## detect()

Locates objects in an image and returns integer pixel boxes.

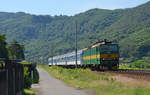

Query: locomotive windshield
[110,45,118,51]
[100,45,118,51]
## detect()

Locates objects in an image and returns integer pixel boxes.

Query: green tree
[0,34,8,59]
[8,40,25,60]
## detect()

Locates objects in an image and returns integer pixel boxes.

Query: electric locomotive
[82,39,119,69]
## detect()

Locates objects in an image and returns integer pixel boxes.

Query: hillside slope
[0,1,150,63]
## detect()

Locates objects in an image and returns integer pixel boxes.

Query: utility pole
[51,44,53,65]
[118,31,119,43]
[40,57,43,65]
[75,21,78,68]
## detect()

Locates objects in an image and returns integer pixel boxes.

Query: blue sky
[0,0,149,16]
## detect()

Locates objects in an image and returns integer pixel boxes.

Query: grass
[119,64,150,70]
[20,61,32,64]
[119,60,150,70]
[0,63,2,68]
[119,65,143,70]
[40,66,150,95]
[23,89,36,95]
[0,62,4,68]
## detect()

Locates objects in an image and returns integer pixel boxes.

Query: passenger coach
[48,50,83,67]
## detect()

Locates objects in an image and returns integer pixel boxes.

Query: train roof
[87,39,117,49]
[48,50,83,60]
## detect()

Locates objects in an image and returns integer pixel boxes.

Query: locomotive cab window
[110,45,118,51]
[100,45,109,51]
[100,45,118,51]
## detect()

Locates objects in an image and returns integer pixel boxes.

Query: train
[48,39,119,70]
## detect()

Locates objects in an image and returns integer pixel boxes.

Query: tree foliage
[0,2,150,63]
[24,67,32,89]
[0,34,8,58]
[8,40,25,60]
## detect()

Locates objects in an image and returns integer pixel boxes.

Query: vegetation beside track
[120,60,150,70]
[41,66,150,95]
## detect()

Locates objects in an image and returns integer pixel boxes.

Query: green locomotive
[82,40,119,69]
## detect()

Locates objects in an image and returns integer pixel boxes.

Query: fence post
[31,70,33,80]
[5,59,9,95]
[13,68,16,95]
[22,65,24,95]
[6,69,8,95]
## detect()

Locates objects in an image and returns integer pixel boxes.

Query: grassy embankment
[119,60,150,70]
[40,66,150,95]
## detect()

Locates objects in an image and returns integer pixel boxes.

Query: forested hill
[0,1,150,63]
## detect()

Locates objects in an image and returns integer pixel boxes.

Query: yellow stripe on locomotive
[83,54,119,60]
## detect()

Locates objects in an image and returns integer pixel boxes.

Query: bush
[129,60,150,69]
[24,67,32,89]
[32,68,39,83]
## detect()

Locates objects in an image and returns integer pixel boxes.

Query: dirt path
[32,68,89,95]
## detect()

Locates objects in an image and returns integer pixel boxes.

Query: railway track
[113,69,150,74]
[103,69,150,81]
